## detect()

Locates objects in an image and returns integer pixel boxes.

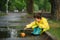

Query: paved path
[0,13,27,27]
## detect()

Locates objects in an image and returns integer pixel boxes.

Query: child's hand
[24,28,27,30]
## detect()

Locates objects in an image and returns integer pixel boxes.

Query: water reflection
[10,29,17,38]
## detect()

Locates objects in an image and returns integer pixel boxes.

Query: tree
[26,0,33,14]
[50,0,60,20]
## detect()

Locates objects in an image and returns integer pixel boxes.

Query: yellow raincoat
[25,17,50,32]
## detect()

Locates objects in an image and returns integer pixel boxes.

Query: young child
[24,13,50,35]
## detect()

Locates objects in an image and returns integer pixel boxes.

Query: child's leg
[31,27,43,35]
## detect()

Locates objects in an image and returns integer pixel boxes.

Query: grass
[0,12,7,16]
[48,19,60,40]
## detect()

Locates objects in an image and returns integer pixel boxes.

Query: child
[24,13,50,35]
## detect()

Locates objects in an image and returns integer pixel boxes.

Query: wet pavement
[0,37,41,40]
[0,13,27,27]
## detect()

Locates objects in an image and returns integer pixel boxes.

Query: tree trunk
[51,0,60,20]
[26,0,33,14]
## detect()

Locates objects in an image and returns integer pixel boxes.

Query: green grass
[0,13,7,16]
[48,20,60,40]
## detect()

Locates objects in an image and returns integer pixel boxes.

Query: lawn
[48,20,60,40]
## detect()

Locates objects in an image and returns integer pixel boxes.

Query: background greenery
[0,0,51,12]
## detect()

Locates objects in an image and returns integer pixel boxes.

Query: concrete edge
[45,32,57,40]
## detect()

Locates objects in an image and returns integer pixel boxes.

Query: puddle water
[0,27,18,38]
[10,29,17,38]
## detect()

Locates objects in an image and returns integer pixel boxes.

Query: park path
[0,13,26,26]
[0,12,34,29]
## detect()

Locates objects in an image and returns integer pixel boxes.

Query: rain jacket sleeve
[39,18,50,32]
[25,21,36,29]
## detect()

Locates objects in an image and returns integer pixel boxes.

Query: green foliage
[8,0,26,11]
[8,0,51,12]
[0,0,51,12]
[0,0,6,11]
[43,0,51,12]
[34,0,51,12]
[8,0,15,11]
[46,2,51,12]
[14,0,25,11]
[34,3,39,11]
